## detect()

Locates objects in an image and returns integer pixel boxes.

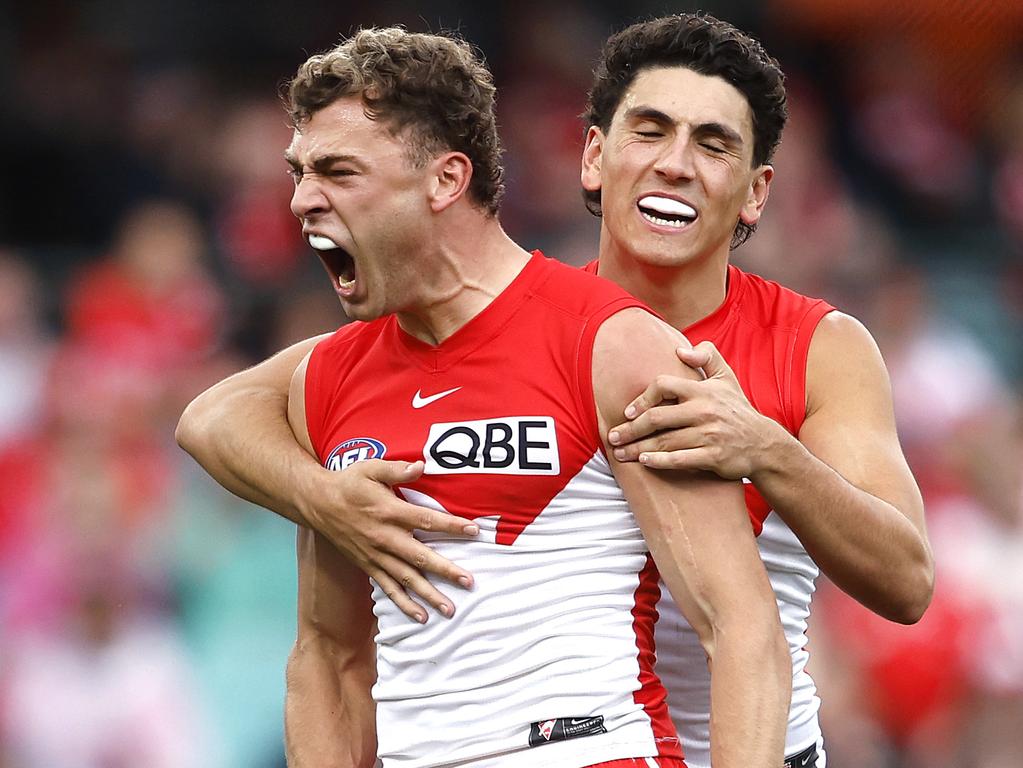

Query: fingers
[369,548,467,623]
[361,458,425,487]
[623,374,699,420]
[675,343,711,371]
[610,402,700,446]
[379,519,476,588]
[637,447,712,471]
[394,498,480,539]
[370,567,430,624]
[611,424,701,462]
[682,341,737,382]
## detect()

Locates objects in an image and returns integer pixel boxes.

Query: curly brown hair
[287,27,504,215]
[582,13,788,248]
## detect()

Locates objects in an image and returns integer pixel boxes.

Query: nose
[653,134,696,183]
[290,173,329,220]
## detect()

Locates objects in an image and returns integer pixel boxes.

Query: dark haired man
[177,13,932,768]
[218,25,787,768]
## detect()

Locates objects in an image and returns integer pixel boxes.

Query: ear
[429,152,473,213]
[580,126,605,194]
[738,164,773,227]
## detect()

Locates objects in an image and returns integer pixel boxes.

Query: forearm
[707,611,790,768]
[285,635,377,768]
[751,429,932,623]
[177,383,326,526]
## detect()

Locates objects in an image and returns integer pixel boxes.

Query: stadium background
[1,1,1022,766]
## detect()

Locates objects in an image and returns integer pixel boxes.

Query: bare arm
[594,308,789,768]
[608,312,933,624]
[285,352,377,768]
[175,335,477,621]
[176,335,327,522]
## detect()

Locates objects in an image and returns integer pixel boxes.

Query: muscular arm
[285,352,377,768]
[594,309,789,768]
[609,312,933,624]
[756,313,932,622]
[175,335,477,621]
[176,335,327,523]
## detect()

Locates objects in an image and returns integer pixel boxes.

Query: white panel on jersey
[376,451,662,768]
[655,509,823,768]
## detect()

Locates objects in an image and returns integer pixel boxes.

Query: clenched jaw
[638,195,697,229]
[309,234,356,294]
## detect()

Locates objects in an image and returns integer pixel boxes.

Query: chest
[316,341,601,545]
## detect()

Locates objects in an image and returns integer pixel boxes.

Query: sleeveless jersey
[305,253,683,768]
[586,261,836,767]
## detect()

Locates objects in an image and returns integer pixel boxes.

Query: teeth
[638,196,696,218]
[308,234,340,251]
[641,212,688,228]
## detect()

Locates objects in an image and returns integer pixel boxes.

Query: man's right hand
[300,458,478,623]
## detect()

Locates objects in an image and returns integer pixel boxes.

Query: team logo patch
[423,417,559,476]
[528,715,606,747]
[325,437,387,471]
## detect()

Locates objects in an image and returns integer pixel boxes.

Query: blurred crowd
[1,2,1021,767]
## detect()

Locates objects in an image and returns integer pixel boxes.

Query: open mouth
[309,235,356,291]
[637,195,697,229]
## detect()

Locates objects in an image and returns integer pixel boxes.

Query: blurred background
[1,1,1021,766]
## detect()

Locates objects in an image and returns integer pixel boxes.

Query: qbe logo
[325,437,387,471]
[423,417,559,475]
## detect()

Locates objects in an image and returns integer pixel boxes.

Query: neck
[597,239,730,332]
[396,216,531,345]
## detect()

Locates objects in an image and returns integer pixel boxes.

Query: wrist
[747,416,802,483]
[289,458,331,530]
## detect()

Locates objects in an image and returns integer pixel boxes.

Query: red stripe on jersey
[631,554,684,759]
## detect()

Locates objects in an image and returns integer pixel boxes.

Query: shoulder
[311,318,388,369]
[806,311,890,414]
[733,266,834,328]
[592,308,697,416]
[317,318,384,352]
[531,255,643,318]
[809,311,881,358]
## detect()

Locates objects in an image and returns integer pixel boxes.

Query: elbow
[873,545,935,625]
[891,557,935,625]
[175,393,210,456]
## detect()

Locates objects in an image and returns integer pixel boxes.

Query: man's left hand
[607,341,785,478]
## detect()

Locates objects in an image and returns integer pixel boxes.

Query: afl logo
[325,437,387,471]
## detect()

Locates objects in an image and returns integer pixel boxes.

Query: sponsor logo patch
[423,417,559,476]
[528,715,606,747]
[325,437,387,470]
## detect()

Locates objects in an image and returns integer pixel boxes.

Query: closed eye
[286,167,357,184]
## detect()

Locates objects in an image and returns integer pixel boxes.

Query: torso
[305,253,682,768]
[588,260,836,767]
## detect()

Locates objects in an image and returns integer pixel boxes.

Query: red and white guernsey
[305,252,682,768]
[589,261,835,767]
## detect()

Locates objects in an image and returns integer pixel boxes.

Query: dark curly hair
[582,13,787,248]
[287,27,504,215]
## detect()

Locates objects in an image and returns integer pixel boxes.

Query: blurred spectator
[0,252,53,447]
[213,99,306,286]
[3,559,211,768]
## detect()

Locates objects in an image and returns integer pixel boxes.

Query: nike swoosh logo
[412,386,462,409]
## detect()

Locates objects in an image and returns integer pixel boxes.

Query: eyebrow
[623,106,744,147]
[283,151,362,170]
